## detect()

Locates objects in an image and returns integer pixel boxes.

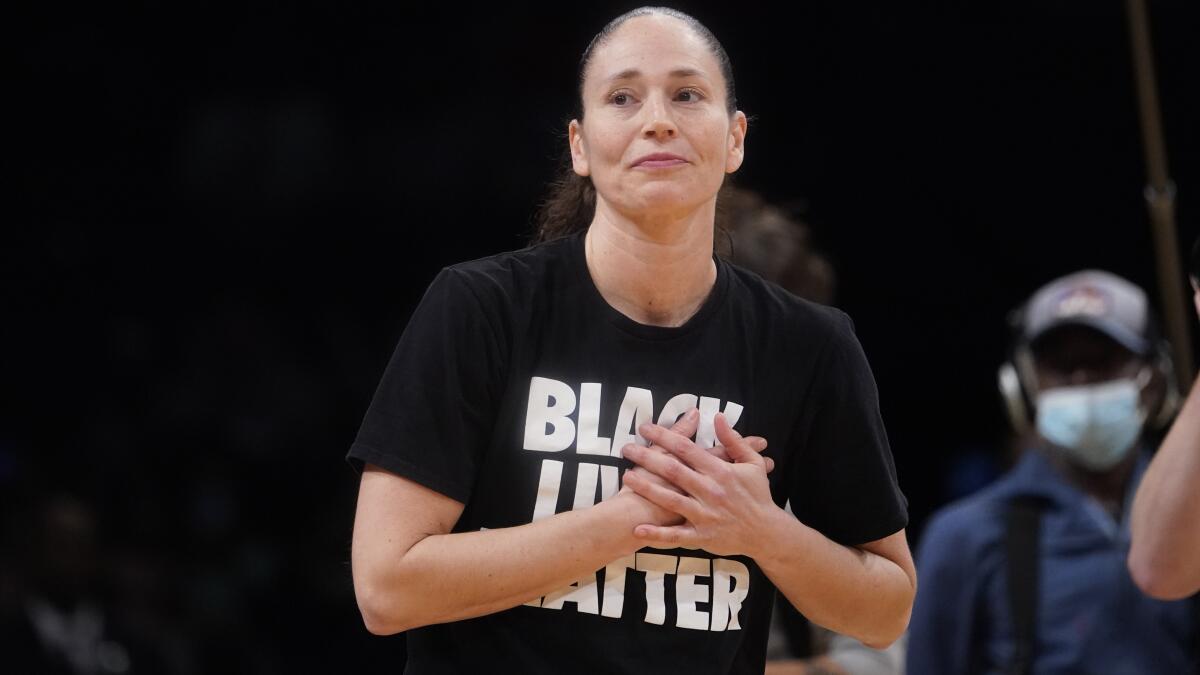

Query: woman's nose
[641,95,677,138]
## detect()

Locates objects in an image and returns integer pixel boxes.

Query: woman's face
[570,15,747,222]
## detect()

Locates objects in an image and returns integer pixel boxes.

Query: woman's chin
[620,186,714,218]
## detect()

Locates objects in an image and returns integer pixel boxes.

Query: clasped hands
[618,407,782,558]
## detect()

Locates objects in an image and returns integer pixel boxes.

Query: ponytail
[533,151,595,244]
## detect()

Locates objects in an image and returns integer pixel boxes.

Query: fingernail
[622,444,637,458]
[688,408,699,420]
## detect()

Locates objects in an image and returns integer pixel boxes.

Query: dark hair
[533,7,740,244]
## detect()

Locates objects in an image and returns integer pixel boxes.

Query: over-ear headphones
[997,305,1037,435]
[997,278,1182,435]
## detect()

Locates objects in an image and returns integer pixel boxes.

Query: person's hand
[621,412,781,557]
[620,409,773,499]
[613,409,698,527]
[615,408,772,528]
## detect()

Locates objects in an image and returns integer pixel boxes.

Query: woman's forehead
[585,15,721,87]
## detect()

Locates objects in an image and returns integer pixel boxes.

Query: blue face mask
[1035,374,1147,471]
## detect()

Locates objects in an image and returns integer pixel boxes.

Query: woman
[348,8,915,673]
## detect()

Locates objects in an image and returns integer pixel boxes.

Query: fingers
[622,443,713,499]
[707,435,767,461]
[714,413,766,469]
[623,470,703,522]
[626,465,684,494]
[632,523,700,549]
[640,421,726,475]
[645,409,774,475]
[666,407,700,440]
[707,437,775,473]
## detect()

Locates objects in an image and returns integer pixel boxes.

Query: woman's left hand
[621,412,782,557]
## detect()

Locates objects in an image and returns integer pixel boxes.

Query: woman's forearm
[1129,381,1200,599]
[753,509,915,649]
[355,495,645,634]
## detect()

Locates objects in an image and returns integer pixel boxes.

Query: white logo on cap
[1055,285,1110,319]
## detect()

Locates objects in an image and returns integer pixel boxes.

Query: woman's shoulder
[411,238,575,344]
[441,235,577,300]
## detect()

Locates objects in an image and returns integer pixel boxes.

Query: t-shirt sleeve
[346,267,506,503]
[788,310,908,546]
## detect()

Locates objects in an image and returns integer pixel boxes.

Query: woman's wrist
[749,505,814,566]
[592,491,653,554]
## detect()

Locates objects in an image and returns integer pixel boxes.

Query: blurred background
[6,1,1198,672]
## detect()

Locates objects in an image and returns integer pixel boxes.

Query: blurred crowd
[0,287,405,673]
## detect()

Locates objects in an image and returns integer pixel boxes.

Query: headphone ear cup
[998,362,1033,434]
[1149,342,1182,429]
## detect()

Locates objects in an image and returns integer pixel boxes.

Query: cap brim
[1027,317,1150,355]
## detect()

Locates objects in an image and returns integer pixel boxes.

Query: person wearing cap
[1128,239,1200,600]
[906,270,1196,674]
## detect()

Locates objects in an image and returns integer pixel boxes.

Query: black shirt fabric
[348,231,908,674]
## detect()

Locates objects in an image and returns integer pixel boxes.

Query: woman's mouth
[633,153,688,169]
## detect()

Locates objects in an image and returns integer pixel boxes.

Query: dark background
[6,1,1199,672]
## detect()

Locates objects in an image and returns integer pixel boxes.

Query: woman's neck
[584,199,717,328]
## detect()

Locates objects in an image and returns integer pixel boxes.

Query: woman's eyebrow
[604,67,709,83]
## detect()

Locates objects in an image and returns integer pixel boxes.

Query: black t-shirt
[348,231,907,674]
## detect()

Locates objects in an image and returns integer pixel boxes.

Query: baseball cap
[1022,270,1151,355]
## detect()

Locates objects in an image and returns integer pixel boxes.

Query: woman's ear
[726,111,748,174]
[569,120,590,177]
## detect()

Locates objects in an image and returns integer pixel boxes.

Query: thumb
[715,413,764,467]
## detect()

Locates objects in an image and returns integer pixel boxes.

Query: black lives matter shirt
[348,231,907,674]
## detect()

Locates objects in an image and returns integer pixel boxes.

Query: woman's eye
[611,92,633,106]
[677,89,704,102]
